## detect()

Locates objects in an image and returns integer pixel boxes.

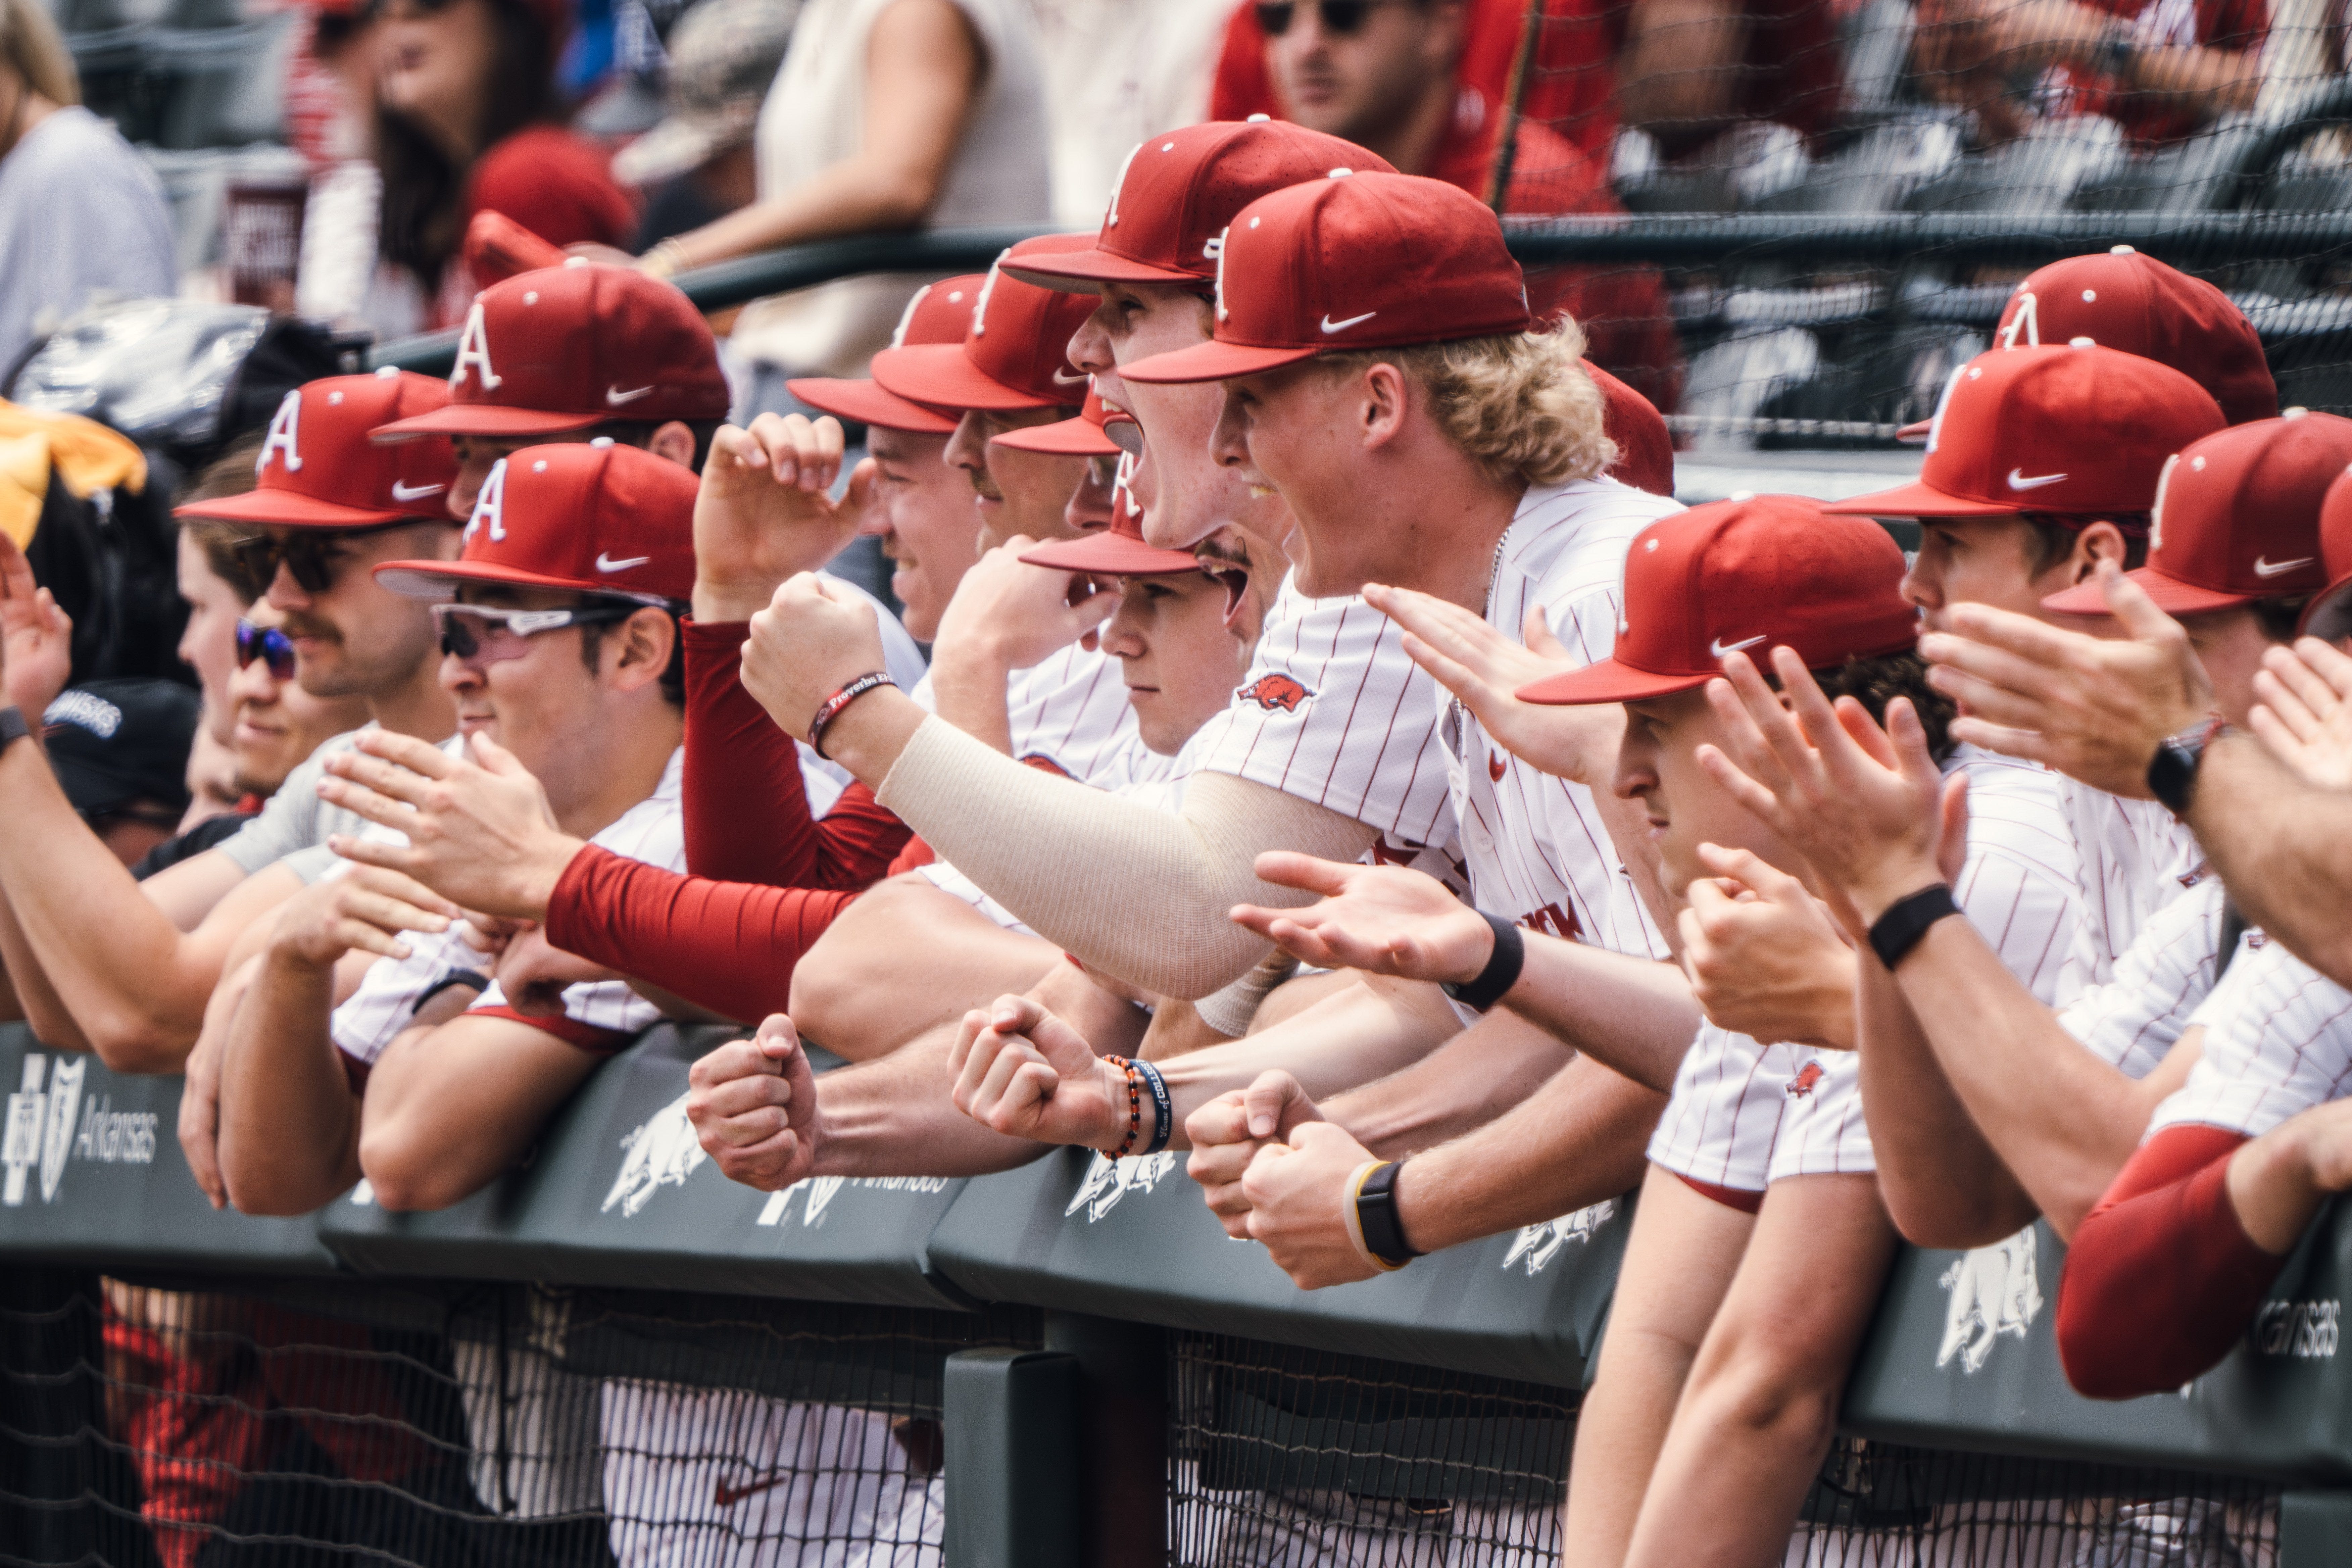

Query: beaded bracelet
[807,672,894,760]
[1103,1056,1143,1159]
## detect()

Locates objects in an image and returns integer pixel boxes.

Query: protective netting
[1165,1331,2282,1568]
[0,1268,1038,1568]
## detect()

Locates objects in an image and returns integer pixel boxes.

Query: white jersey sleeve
[1001,641,1153,791]
[1191,572,1457,853]
[1449,477,1679,960]
[2057,873,2230,1080]
[2058,779,2206,992]
[2147,935,2352,1141]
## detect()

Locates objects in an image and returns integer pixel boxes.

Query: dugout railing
[3,1021,2349,1567]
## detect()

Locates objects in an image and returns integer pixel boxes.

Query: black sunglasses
[232,521,421,595]
[235,620,297,681]
[1256,0,1406,37]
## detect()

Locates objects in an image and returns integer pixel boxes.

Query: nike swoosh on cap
[2007,468,2068,490]
[605,385,655,405]
[596,552,653,572]
[1710,634,1765,658]
[2253,556,2315,578]
[1320,311,1377,334]
[390,481,445,501]
[1050,368,1089,386]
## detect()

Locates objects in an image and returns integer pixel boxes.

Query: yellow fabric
[0,401,147,549]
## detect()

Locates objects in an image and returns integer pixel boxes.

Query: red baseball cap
[2043,410,2352,617]
[1019,486,1199,574]
[1825,343,2223,521]
[1120,172,1531,385]
[1992,248,2275,427]
[2301,470,2352,640]
[1517,495,1917,705]
[1004,120,1394,293]
[373,264,732,441]
[374,441,697,604]
[787,275,985,434]
[177,371,460,529]
[1590,361,1674,498]
[990,383,1126,456]
[869,236,1099,412]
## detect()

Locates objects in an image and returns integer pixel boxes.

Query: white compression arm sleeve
[876,716,1378,999]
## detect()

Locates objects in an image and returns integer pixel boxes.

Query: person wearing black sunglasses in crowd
[0,371,460,1083]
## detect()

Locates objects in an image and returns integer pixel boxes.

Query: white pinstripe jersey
[2058,781,2205,993]
[1648,743,2085,1187]
[330,748,687,1070]
[2148,931,2352,1141]
[1191,574,1459,861]
[2058,871,2232,1081]
[907,642,1169,793]
[1444,476,1680,960]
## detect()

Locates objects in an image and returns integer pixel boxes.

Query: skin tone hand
[686,1013,822,1190]
[1679,844,1859,1049]
[0,530,72,719]
[1240,1118,1389,1288]
[947,993,1133,1148]
[1228,850,1498,986]
[931,544,1121,674]
[321,730,584,921]
[493,924,622,1018]
[269,864,463,969]
[179,954,258,1209]
[1696,648,1964,931]
[2249,637,2352,793]
[693,414,871,624]
[1365,583,1624,784]
[1184,1069,1325,1239]
[1920,562,2215,799]
[739,573,895,743]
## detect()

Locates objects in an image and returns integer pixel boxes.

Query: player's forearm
[1320,1005,1570,1156]
[1498,939,1699,1094]
[1860,951,2040,1246]
[869,718,1377,997]
[925,652,1017,756]
[1390,1056,1664,1255]
[360,1014,592,1210]
[216,950,361,1215]
[811,1037,1057,1178]
[2225,1116,2336,1256]
[2190,737,2352,988]
[0,886,89,1049]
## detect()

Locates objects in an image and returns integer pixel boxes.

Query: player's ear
[1360,361,1410,450]
[607,607,677,694]
[2072,519,2132,584]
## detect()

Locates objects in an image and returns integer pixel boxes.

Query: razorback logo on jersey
[1240,674,1311,712]
[1786,1062,1824,1098]
[1488,750,1507,783]
[1522,903,1581,941]
[1019,752,1075,779]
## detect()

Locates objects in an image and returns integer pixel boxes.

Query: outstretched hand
[267,863,463,969]
[687,1014,822,1191]
[1920,563,2213,797]
[1230,851,1497,986]
[0,530,72,719]
[321,730,583,920]
[1364,583,1623,784]
[693,415,871,623]
[1185,1070,1325,1239]
[948,993,1132,1149]
[2251,637,2352,793]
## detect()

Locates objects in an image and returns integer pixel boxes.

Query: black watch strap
[1356,1160,1421,1268]
[1867,884,1962,970]
[2147,720,2220,817]
[0,706,29,753]
[1441,912,1525,1012]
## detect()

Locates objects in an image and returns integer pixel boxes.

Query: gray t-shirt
[216,730,407,885]
[0,107,177,370]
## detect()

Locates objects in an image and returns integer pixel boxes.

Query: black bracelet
[1440,912,1525,1012]
[1133,1058,1173,1157]
[1356,1160,1422,1267]
[807,672,895,761]
[0,706,28,753]
[1867,884,1962,971]
[415,968,490,1011]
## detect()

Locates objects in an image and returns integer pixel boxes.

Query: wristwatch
[1441,912,1526,1012]
[1355,1160,1422,1270]
[0,705,29,754]
[2147,716,2223,817]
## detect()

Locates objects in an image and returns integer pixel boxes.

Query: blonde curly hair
[1315,317,1616,490]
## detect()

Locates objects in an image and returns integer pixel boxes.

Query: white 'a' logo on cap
[2148,451,2179,554]
[465,459,509,545]
[1923,361,1971,455]
[1212,225,1233,324]
[258,389,303,474]
[972,253,1007,338]
[2000,290,2039,349]
[450,300,503,390]
[889,283,934,351]
[1103,140,1144,230]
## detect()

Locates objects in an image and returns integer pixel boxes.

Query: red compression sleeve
[2056,1124,2278,1398]
[681,620,909,889]
[544,844,861,1024]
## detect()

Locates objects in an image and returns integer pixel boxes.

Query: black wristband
[1440,912,1525,1012]
[0,706,29,753]
[1867,884,1962,971]
[416,968,490,1011]
[1356,1160,1422,1267]
[1133,1058,1173,1157]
